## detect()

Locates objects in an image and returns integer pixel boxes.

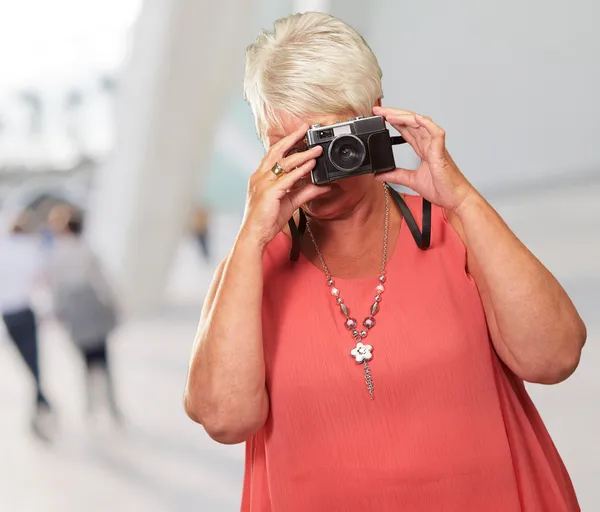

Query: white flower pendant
[350,342,373,363]
[350,342,375,399]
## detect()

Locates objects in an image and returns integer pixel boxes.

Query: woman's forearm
[454,192,586,383]
[184,123,328,442]
[373,108,585,382]
[184,230,269,443]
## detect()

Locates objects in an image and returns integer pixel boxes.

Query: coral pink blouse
[241,195,579,511]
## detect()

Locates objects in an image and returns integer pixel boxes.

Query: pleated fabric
[241,195,579,512]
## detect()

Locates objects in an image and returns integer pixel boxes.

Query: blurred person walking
[192,206,211,262]
[46,205,122,423]
[0,215,53,439]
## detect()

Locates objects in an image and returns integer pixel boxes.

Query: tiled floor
[1,178,598,511]
[0,316,245,512]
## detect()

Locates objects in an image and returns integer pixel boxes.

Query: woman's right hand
[240,124,330,250]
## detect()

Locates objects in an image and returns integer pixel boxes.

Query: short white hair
[244,12,383,145]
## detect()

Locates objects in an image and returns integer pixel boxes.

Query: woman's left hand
[373,106,477,213]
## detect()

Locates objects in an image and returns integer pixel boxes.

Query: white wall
[88,0,257,312]
[333,0,600,191]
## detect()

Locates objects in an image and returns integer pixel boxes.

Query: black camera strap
[288,208,307,261]
[287,184,431,261]
[388,187,431,250]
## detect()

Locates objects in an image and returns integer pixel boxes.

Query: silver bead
[379,275,386,283]
[327,279,334,286]
[340,303,349,317]
[352,330,360,338]
[336,297,343,304]
[360,330,368,338]
[345,318,357,330]
[374,295,381,302]
[371,302,379,316]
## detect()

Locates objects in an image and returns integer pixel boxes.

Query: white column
[87,0,255,313]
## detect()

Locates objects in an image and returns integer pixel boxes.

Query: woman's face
[265,112,380,220]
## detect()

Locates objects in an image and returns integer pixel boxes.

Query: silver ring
[271,162,285,178]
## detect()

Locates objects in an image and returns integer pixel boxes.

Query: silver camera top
[305,115,385,146]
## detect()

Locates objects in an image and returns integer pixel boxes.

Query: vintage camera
[305,115,398,185]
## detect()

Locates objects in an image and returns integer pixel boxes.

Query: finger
[276,158,317,189]
[414,114,445,141]
[270,124,309,159]
[413,114,445,153]
[288,176,308,192]
[287,183,332,210]
[279,144,322,173]
[378,111,420,129]
[392,126,425,160]
[397,126,418,147]
[373,106,416,117]
[407,124,430,146]
[374,168,416,189]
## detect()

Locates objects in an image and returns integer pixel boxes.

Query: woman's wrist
[236,223,270,255]
[452,188,486,220]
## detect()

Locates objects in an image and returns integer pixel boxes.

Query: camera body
[306,115,396,185]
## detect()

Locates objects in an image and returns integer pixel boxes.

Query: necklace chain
[305,182,390,400]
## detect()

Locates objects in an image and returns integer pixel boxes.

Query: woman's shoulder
[400,193,466,256]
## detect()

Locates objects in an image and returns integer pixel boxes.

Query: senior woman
[184,12,586,512]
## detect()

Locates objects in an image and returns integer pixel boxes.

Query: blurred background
[0,0,598,510]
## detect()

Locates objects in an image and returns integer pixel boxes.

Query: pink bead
[345,318,357,330]
[364,317,375,329]
[331,287,340,297]
[376,284,385,294]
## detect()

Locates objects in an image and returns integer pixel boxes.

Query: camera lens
[328,135,366,173]
[340,147,353,159]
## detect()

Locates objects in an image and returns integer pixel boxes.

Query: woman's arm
[447,195,586,384]
[184,125,329,444]
[184,233,269,444]
[372,105,586,384]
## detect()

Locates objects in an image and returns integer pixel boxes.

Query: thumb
[375,168,416,188]
[288,184,331,210]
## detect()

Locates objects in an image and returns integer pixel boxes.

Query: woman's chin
[303,175,378,218]
[304,184,348,217]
